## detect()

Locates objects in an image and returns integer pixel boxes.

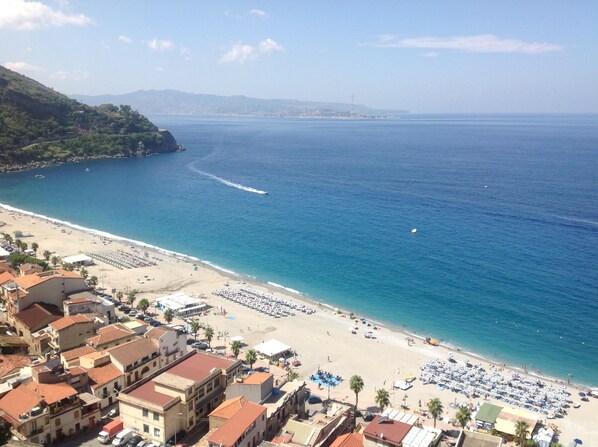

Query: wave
[553,215,598,226]
[267,281,303,295]
[188,162,268,195]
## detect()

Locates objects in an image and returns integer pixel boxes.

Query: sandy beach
[1,205,596,445]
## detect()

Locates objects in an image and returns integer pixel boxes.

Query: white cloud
[259,38,284,54]
[146,38,174,52]
[371,34,563,54]
[180,47,192,60]
[0,0,92,30]
[50,69,89,81]
[220,43,257,64]
[249,9,268,18]
[118,35,132,44]
[422,51,438,58]
[155,66,164,72]
[4,61,45,75]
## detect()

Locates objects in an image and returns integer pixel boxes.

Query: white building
[154,292,209,317]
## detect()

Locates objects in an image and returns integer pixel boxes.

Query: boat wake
[188,162,268,195]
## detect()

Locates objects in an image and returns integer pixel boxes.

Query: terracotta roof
[127,380,178,407]
[0,381,77,426]
[330,433,364,447]
[272,435,293,444]
[61,345,98,361]
[145,327,172,339]
[107,338,158,366]
[13,269,83,290]
[243,372,272,385]
[14,303,63,331]
[0,262,14,274]
[69,366,87,376]
[49,314,93,331]
[86,363,122,389]
[363,416,412,447]
[19,263,42,273]
[210,396,247,420]
[209,401,266,447]
[87,323,135,347]
[0,354,32,378]
[166,351,237,383]
[0,271,15,284]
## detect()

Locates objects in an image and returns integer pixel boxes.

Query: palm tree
[245,349,258,370]
[349,375,364,427]
[190,319,201,341]
[455,405,471,429]
[127,289,138,306]
[80,267,89,279]
[88,275,98,287]
[231,340,242,358]
[514,420,530,445]
[116,291,124,302]
[31,242,39,257]
[62,262,74,271]
[51,256,59,268]
[204,325,214,347]
[375,389,390,412]
[164,308,174,324]
[43,250,51,261]
[287,368,300,381]
[2,233,12,244]
[427,398,444,428]
[137,298,150,312]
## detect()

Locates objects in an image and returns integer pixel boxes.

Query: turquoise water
[1,114,596,385]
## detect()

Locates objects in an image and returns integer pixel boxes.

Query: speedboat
[411,228,417,234]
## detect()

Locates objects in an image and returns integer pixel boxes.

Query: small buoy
[411,228,417,234]
[484,185,488,188]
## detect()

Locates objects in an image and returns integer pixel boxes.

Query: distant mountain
[0,66,181,172]
[72,89,408,119]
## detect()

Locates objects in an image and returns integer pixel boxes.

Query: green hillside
[0,66,180,172]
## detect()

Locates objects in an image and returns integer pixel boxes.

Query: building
[474,403,503,431]
[48,314,96,352]
[493,406,539,440]
[18,264,43,276]
[86,323,137,350]
[0,359,101,445]
[145,327,188,366]
[208,401,267,447]
[122,319,150,336]
[79,353,124,409]
[329,433,364,447]
[253,340,293,362]
[107,338,161,387]
[226,371,307,438]
[118,351,243,444]
[362,409,440,447]
[12,304,63,354]
[63,292,116,323]
[60,254,94,267]
[455,430,503,447]
[154,292,209,318]
[60,345,98,368]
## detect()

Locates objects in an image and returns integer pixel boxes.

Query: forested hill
[0,66,181,172]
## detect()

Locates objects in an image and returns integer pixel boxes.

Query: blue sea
[1,114,597,385]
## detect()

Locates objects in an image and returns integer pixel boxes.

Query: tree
[80,267,89,279]
[204,325,214,347]
[88,275,98,287]
[375,389,390,412]
[43,250,51,261]
[51,256,59,268]
[116,291,124,302]
[231,340,242,358]
[14,239,23,251]
[127,289,138,307]
[350,375,364,427]
[137,298,150,312]
[515,420,530,446]
[31,242,39,257]
[62,262,74,271]
[287,368,300,381]
[164,309,174,324]
[427,398,444,428]
[190,319,201,341]
[2,233,12,244]
[455,405,471,429]
[245,349,258,370]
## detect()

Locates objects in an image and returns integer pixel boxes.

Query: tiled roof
[13,269,83,289]
[209,402,266,447]
[243,372,272,385]
[0,271,15,284]
[107,338,158,366]
[145,327,172,339]
[14,303,63,331]
[210,396,247,420]
[330,433,364,447]
[363,416,411,447]
[127,380,178,407]
[61,345,98,361]
[0,354,31,378]
[87,323,135,347]
[49,314,93,331]
[86,363,122,389]
[166,351,237,383]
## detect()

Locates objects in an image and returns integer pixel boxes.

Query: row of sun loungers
[214,287,316,318]
[420,358,571,417]
[85,249,157,269]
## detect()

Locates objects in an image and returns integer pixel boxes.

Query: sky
[1,0,598,113]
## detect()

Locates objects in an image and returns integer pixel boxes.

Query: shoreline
[0,201,590,390]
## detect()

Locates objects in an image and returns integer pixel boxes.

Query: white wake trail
[188,163,268,195]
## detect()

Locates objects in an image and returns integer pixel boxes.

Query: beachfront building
[61,254,94,267]
[474,403,539,440]
[253,339,294,362]
[363,409,441,447]
[474,403,502,431]
[154,292,209,318]
[144,327,188,366]
[0,269,89,316]
[226,371,307,438]
[118,351,243,444]
[0,358,101,445]
[86,323,137,350]
[12,303,63,354]
[107,338,161,387]
[63,291,116,323]
[208,400,267,447]
[455,430,503,447]
[48,314,97,352]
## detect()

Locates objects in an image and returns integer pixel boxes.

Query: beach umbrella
[574,439,583,445]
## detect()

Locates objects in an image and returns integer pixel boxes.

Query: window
[188,402,192,411]
[154,428,160,437]
[153,411,159,421]
[55,418,61,426]
[74,411,79,418]
[143,409,149,417]
[143,424,149,433]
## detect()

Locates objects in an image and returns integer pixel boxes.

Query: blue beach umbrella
[574,439,583,445]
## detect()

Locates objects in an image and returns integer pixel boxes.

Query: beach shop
[154,292,209,317]
[475,403,503,431]
[254,339,293,362]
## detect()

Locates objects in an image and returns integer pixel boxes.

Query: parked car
[307,395,322,404]
[126,435,143,447]
[166,431,186,446]
[192,341,208,350]
[363,412,374,422]
[112,429,134,446]
[137,441,149,447]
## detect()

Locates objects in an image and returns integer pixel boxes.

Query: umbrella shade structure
[574,439,583,444]
[231,335,244,342]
